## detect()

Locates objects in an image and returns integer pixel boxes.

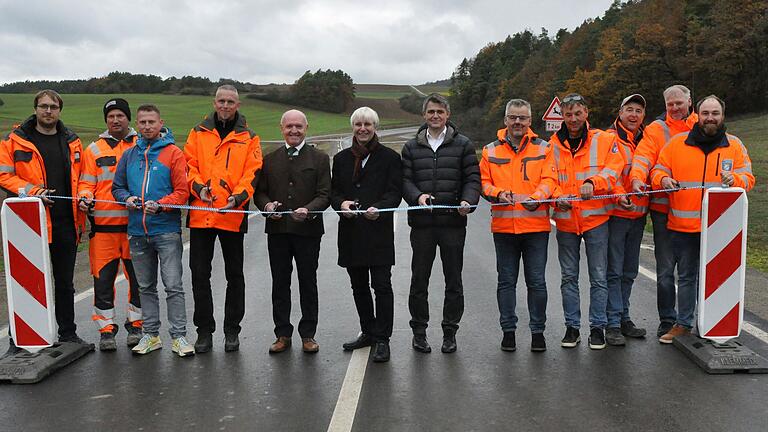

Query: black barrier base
[673,334,768,374]
[0,342,95,384]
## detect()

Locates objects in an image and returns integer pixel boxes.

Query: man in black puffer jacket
[401,93,481,354]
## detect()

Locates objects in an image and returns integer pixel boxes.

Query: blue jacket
[112,128,189,236]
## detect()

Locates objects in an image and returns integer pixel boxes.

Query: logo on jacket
[611,144,619,153]
[722,159,733,172]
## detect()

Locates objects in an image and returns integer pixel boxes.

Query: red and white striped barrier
[1,197,56,352]
[698,187,748,344]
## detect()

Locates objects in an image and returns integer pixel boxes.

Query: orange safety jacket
[0,116,85,243]
[185,113,262,233]
[480,128,556,234]
[629,112,698,213]
[77,130,137,232]
[650,131,754,233]
[550,124,624,234]
[606,119,649,220]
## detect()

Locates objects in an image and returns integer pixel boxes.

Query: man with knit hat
[78,98,142,351]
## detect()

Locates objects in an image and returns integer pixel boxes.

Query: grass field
[0,93,407,144]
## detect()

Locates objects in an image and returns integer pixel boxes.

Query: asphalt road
[1,208,767,432]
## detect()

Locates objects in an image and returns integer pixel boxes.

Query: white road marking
[326,347,371,432]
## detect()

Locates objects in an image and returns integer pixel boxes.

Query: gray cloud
[0,0,614,85]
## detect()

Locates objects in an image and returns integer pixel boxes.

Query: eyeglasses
[506,115,531,121]
[561,94,585,104]
[36,104,60,112]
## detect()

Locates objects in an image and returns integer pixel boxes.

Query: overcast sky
[0,0,614,85]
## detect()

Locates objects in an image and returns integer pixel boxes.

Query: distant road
[409,85,427,97]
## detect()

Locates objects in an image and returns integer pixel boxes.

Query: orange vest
[629,112,698,213]
[607,120,649,219]
[480,128,556,234]
[185,113,263,233]
[550,126,624,234]
[77,131,136,232]
[0,119,85,243]
[651,132,754,233]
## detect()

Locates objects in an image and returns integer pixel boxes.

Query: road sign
[545,121,561,132]
[698,187,748,343]
[542,97,563,121]
[1,197,56,353]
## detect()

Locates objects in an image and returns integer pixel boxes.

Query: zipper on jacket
[141,145,151,234]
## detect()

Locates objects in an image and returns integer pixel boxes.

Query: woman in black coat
[331,107,402,362]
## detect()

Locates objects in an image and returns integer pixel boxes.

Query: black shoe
[589,328,606,350]
[441,335,457,353]
[657,321,674,338]
[621,320,647,338]
[195,332,213,353]
[59,334,88,345]
[372,341,390,362]
[561,327,581,348]
[99,331,117,351]
[531,333,547,352]
[412,335,431,353]
[224,334,240,352]
[343,333,374,351]
[500,332,516,352]
[605,327,626,346]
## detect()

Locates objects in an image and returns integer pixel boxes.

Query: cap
[103,98,131,122]
[620,94,646,109]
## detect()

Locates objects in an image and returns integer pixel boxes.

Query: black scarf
[351,134,380,180]
[685,123,727,155]
[557,122,588,154]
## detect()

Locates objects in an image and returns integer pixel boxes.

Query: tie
[287,147,298,156]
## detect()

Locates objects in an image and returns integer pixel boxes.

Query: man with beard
[651,95,754,343]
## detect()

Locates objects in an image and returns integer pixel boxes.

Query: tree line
[249,69,355,113]
[449,0,768,141]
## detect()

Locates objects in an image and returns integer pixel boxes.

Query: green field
[0,93,390,144]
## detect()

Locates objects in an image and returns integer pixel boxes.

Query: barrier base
[673,334,768,374]
[0,342,95,384]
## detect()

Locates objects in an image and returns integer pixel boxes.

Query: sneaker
[657,321,675,338]
[621,320,647,338]
[126,326,143,347]
[561,327,581,348]
[172,336,195,357]
[588,328,606,350]
[500,332,516,352]
[195,332,213,353]
[224,334,240,352]
[659,324,690,344]
[132,334,162,355]
[531,333,546,352]
[605,328,626,346]
[99,331,117,352]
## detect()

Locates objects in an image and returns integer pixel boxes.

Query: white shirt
[285,141,306,155]
[426,126,447,152]
[362,155,370,168]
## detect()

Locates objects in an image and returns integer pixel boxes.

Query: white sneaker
[172,336,195,357]
[132,335,162,355]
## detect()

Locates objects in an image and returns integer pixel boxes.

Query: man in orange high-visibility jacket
[78,98,142,351]
[549,93,624,351]
[0,90,88,356]
[628,84,698,338]
[604,94,649,346]
[185,85,263,353]
[651,95,754,344]
[480,98,556,352]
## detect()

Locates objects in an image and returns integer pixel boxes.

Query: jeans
[129,232,187,339]
[493,231,549,334]
[556,221,609,329]
[651,210,677,324]
[347,266,394,342]
[408,226,466,336]
[671,231,700,329]
[190,228,245,336]
[606,215,646,328]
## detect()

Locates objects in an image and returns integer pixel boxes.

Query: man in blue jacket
[112,104,193,357]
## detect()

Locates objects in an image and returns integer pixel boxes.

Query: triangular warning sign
[542,97,563,121]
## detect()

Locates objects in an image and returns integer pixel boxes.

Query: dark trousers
[408,226,466,336]
[267,233,321,338]
[347,266,394,342]
[50,231,78,339]
[190,228,246,336]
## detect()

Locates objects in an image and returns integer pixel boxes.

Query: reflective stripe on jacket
[77,130,136,232]
[550,126,624,234]
[650,132,754,233]
[629,112,698,213]
[185,113,262,233]
[480,128,556,234]
[0,115,85,242]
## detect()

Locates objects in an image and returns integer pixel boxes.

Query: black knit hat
[103,98,131,121]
